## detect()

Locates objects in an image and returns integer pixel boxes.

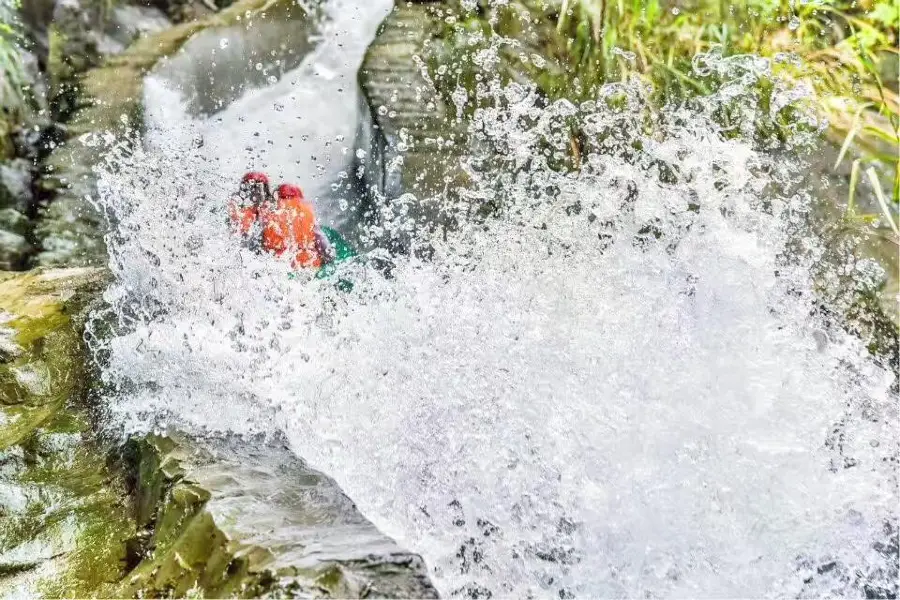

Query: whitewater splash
[88,2,898,597]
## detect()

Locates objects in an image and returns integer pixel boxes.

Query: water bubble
[612,47,637,65]
[377,105,389,116]
[255,63,263,71]
[219,38,229,50]
[671,7,680,15]
[356,149,367,159]
[267,75,278,85]
[788,15,801,30]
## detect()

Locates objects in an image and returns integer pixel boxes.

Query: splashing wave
[87,8,898,598]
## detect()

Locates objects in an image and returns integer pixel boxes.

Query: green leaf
[869,2,900,28]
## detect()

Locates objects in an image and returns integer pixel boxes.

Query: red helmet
[276,184,304,199]
[242,171,270,185]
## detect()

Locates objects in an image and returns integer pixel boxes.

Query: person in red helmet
[228,172,272,252]
[262,183,334,269]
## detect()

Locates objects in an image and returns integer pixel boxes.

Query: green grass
[434,0,897,242]
[548,0,898,231]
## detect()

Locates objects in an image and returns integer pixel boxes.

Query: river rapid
[88,0,899,597]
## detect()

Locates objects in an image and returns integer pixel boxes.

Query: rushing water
[88,1,899,597]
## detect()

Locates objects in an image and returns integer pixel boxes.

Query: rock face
[0,267,133,596]
[357,0,469,246]
[119,434,438,598]
[0,268,438,597]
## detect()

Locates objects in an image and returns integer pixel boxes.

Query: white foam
[90,3,898,598]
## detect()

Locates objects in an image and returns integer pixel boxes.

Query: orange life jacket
[259,195,323,269]
[229,202,259,236]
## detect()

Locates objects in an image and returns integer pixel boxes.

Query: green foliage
[434,0,897,235]
[548,0,898,224]
[0,0,27,156]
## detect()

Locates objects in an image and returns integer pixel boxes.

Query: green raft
[315,226,357,288]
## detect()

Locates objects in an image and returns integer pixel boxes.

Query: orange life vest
[229,182,324,269]
[229,203,259,236]
[260,195,323,268]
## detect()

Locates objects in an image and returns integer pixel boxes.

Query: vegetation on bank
[435,0,898,237]
[555,0,897,229]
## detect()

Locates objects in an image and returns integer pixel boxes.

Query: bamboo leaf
[866,167,900,237]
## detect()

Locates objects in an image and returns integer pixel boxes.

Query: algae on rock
[113,433,439,598]
[0,267,137,598]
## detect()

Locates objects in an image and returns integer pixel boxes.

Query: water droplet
[356,149,367,159]
[255,63,263,71]
[671,7,680,15]
[219,38,229,49]
[267,75,277,85]
[378,105,389,116]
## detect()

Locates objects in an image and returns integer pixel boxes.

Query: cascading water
[88,1,898,597]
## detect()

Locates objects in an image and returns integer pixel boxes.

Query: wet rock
[358,2,469,204]
[0,159,33,213]
[0,209,29,237]
[46,0,105,120]
[0,231,29,270]
[0,160,35,270]
[0,268,438,596]
[18,50,51,121]
[0,268,132,597]
[356,0,574,239]
[117,433,439,598]
[154,0,221,23]
[18,0,56,62]
[108,4,173,48]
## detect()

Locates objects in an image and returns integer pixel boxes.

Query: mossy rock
[112,432,440,598]
[0,267,135,597]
